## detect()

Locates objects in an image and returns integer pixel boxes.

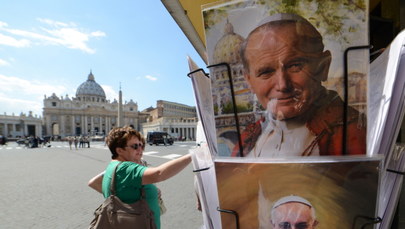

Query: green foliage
[221,102,253,114]
[213,104,218,115]
[237,103,253,113]
[203,0,367,47]
[221,101,234,114]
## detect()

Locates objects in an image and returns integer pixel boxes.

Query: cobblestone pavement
[0,141,203,229]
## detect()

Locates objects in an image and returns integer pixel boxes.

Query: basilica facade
[43,71,139,137]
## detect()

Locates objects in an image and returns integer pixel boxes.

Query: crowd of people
[67,136,90,150]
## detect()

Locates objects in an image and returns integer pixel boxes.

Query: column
[36,123,41,137]
[106,116,110,133]
[0,123,4,136]
[91,116,94,135]
[71,116,75,136]
[60,115,65,137]
[46,115,52,136]
[83,115,87,135]
[4,122,8,137]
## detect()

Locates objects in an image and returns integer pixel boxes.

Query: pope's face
[271,202,318,229]
[244,22,331,120]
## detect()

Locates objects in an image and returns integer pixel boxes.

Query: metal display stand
[206,62,244,157]
[216,207,240,229]
[187,46,381,228]
[343,45,373,155]
[351,215,382,229]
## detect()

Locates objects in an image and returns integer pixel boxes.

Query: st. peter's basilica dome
[76,71,106,101]
[213,19,245,64]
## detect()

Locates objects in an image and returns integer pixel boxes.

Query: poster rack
[206,62,244,157]
[210,209,382,229]
[387,168,405,175]
[343,45,373,155]
[216,207,240,229]
[351,215,382,229]
[188,44,372,157]
[193,167,210,173]
[186,46,382,229]
[187,68,210,78]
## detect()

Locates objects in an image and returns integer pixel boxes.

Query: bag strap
[110,161,123,195]
[110,161,146,199]
[140,186,146,199]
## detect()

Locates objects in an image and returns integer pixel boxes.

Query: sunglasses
[126,143,144,150]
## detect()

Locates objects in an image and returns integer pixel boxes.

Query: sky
[0,0,206,118]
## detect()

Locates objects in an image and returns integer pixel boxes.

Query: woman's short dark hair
[106,126,143,159]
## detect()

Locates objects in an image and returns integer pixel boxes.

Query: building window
[52,102,57,107]
[130,107,133,111]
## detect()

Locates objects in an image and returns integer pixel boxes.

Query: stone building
[141,100,198,140]
[42,71,139,137]
[0,111,42,138]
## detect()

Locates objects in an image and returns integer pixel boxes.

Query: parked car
[146,131,174,146]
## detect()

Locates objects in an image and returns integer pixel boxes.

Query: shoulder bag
[88,162,156,229]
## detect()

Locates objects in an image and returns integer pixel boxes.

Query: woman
[88,126,191,229]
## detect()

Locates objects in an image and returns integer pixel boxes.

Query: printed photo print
[215,158,381,229]
[202,0,369,157]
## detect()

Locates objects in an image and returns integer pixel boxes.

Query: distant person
[32,136,38,148]
[87,126,191,229]
[84,136,90,148]
[232,13,366,157]
[271,195,318,229]
[0,135,7,145]
[74,136,78,150]
[68,137,73,150]
[79,136,84,148]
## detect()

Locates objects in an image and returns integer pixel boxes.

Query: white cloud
[145,75,158,81]
[0,74,67,95]
[43,27,96,53]
[0,21,8,27]
[37,18,70,27]
[91,31,106,37]
[0,33,31,47]
[0,18,105,53]
[101,85,119,101]
[0,95,42,117]
[0,58,10,66]
[0,74,71,116]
